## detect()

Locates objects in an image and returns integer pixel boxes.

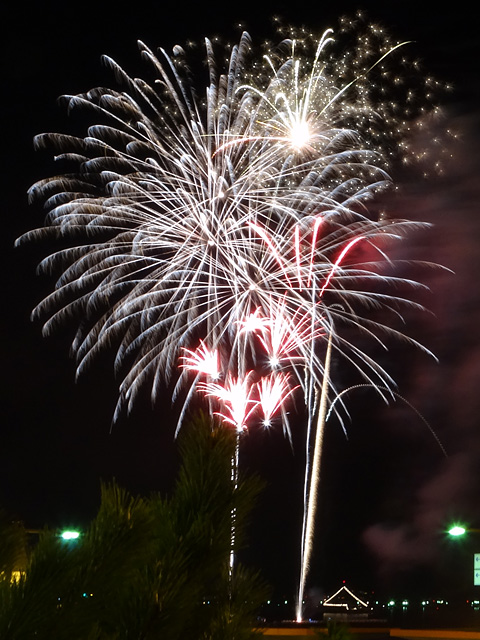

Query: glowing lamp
[448,526,466,537]
[60,530,80,540]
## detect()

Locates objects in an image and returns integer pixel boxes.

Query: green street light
[60,530,80,541]
[447,525,480,537]
[448,526,467,537]
[446,525,480,587]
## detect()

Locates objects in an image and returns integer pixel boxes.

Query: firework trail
[19,15,444,620]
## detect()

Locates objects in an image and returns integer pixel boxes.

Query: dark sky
[2,0,480,609]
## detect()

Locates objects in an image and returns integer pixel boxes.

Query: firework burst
[19,16,444,620]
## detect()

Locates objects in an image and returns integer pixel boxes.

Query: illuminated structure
[323,584,370,620]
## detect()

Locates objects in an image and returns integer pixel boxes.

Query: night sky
[2,0,480,609]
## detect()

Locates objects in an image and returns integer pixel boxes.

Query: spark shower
[19,16,444,621]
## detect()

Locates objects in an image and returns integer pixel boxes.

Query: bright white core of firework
[289,120,311,150]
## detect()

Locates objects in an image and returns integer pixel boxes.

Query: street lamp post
[448,526,480,537]
[447,525,480,587]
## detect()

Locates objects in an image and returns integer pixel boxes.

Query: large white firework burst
[20,21,440,428]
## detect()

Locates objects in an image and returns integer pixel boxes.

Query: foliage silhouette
[0,412,269,639]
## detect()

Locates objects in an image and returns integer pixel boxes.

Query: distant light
[448,526,466,537]
[60,530,80,540]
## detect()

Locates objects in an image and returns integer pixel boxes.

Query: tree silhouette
[0,413,268,639]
